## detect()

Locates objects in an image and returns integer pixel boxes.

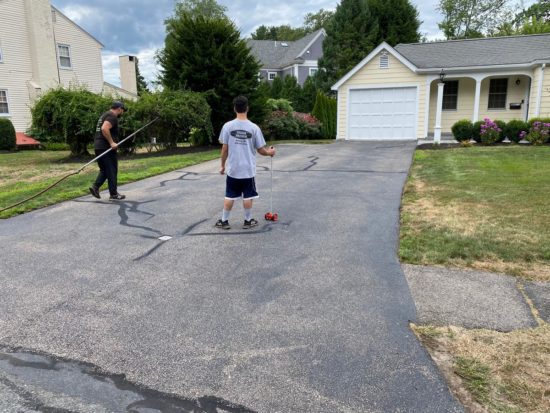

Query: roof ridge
[396,32,550,48]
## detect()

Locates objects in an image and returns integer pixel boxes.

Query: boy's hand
[220,166,225,175]
[269,146,276,156]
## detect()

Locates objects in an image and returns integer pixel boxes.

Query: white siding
[54,11,104,93]
[0,0,35,131]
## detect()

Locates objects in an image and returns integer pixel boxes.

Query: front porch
[425,73,534,142]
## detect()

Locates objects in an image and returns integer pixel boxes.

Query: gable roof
[395,34,550,69]
[332,34,550,90]
[51,6,104,48]
[247,29,325,69]
[332,42,417,90]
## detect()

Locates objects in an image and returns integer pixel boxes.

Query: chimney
[119,55,138,95]
[24,0,59,89]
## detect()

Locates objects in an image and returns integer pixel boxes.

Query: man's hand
[110,142,118,150]
[220,166,225,175]
[269,146,276,157]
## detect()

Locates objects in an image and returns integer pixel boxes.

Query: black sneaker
[89,186,100,199]
[109,193,126,200]
[215,219,230,230]
[243,218,258,229]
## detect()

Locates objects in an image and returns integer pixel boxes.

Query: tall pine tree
[158,7,261,137]
[318,0,379,87]
[369,0,421,46]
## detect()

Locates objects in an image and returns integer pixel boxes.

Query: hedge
[312,92,336,139]
[0,118,16,150]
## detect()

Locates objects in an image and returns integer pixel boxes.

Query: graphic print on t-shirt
[231,130,253,145]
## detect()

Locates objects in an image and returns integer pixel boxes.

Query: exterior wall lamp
[439,69,446,82]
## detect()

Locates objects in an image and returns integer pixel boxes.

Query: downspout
[535,63,546,117]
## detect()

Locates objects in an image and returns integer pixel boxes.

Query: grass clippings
[413,324,550,413]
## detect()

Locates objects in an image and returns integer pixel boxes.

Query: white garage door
[348,87,417,140]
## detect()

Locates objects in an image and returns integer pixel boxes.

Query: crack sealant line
[516,281,545,327]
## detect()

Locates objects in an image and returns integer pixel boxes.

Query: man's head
[111,101,127,117]
[233,96,248,114]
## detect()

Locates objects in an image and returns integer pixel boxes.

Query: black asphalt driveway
[0,141,463,412]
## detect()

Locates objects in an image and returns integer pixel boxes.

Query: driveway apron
[0,141,463,412]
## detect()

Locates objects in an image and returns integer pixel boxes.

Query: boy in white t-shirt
[216,96,276,230]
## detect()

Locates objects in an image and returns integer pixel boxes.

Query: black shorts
[225,176,258,200]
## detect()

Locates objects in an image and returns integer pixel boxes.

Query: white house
[0,0,138,134]
[332,35,550,141]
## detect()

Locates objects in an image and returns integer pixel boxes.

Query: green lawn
[400,146,550,280]
[0,148,219,219]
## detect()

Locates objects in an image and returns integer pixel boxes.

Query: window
[268,72,277,80]
[442,80,459,110]
[57,44,72,69]
[0,90,9,115]
[488,78,507,109]
[379,52,389,69]
[309,67,318,76]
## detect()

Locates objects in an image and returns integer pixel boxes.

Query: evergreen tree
[318,0,379,87]
[158,7,261,137]
[270,76,284,99]
[299,77,318,113]
[281,76,302,110]
[135,60,149,96]
[369,0,421,46]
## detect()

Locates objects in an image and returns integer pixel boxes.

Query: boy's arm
[257,145,275,157]
[220,144,228,174]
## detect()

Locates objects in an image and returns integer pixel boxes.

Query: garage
[348,87,417,140]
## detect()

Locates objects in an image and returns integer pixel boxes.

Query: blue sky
[50,0,535,87]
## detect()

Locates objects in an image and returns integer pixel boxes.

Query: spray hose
[0,117,159,214]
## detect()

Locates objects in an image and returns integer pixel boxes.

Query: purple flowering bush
[525,121,550,145]
[480,117,502,145]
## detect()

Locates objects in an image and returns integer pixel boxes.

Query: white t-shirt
[219,118,266,179]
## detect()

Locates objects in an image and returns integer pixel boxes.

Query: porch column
[472,79,482,123]
[535,64,546,117]
[434,82,445,143]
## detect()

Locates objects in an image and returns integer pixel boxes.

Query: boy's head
[233,96,249,114]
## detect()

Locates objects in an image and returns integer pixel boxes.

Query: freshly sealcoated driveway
[0,141,463,412]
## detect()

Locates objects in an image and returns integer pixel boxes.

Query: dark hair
[111,101,127,111]
[233,96,248,113]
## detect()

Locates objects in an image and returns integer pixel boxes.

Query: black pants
[93,149,118,196]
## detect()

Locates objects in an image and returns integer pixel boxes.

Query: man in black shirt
[89,101,126,200]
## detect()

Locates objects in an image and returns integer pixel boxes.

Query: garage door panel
[348,87,417,140]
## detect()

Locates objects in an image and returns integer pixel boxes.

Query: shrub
[189,127,211,146]
[294,112,322,140]
[126,90,213,149]
[494,120,506,142]
[472,120,484,143]
[480,118,501,145]
[266,98,294,113]
[451,119,474,142]
[31,87,111,155]
[312,91,337,139]
[524,121,550,145]
[503,120,529,143]
[262,110,300,141]
[0,118,16,150]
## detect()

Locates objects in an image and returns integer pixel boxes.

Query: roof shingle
[394,34,550,69]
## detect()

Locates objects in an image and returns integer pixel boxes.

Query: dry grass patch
[400,147,550,281]
[413,324,550,413]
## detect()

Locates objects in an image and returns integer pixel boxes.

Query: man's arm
[220,144,228,175]
[101,121,118,149]
[257,145,275,157]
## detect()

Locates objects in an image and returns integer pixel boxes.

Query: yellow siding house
[332,35,550,141]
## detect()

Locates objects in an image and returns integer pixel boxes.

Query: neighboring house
[0,0,137,134]
[332,34,550,141]
[247,29,325,86]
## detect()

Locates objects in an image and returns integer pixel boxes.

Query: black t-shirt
[94,111,119,150]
